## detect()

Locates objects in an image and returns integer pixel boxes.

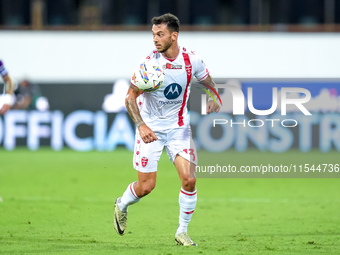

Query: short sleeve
[192,53,209,82]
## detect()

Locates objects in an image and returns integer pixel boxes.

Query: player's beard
[158,37,172,53]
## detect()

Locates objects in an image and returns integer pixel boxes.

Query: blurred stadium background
[1,0,340,30]
[1,1,340,254]
[0,0,339,151]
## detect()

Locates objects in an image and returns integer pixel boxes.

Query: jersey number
[183,149,195,161]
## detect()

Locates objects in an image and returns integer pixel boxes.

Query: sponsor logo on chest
[163,63,182,70]
[158,83,183,105]
[164,83,182,100]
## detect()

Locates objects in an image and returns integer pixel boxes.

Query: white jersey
[131,46,209,131]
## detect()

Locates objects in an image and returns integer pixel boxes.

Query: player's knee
[182,176,196,191]
[140,187,154,196]
[140,181,156,196]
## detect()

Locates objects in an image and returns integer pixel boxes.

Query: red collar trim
[163,55,178,62]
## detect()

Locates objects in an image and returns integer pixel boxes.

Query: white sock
[176,188,197,235]
[118,182,140,212]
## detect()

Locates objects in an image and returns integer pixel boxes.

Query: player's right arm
[125,84,158,143]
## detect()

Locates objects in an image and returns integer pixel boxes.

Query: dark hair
[151,13,180,33]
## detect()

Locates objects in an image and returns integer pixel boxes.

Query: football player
[114,13,220,246]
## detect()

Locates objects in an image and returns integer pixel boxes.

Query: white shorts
[133,125,198,173]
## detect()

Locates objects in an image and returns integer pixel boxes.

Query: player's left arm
[199,74,220,114]
[0,74,15,115]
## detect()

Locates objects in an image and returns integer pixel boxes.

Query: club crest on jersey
[141,157,148,167]
[163,63,182,70]
[164,83,182,100]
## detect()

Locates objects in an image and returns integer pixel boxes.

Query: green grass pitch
[0,148,339,254]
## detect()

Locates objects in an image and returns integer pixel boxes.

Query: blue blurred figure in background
[0,60,15,115]
[12,79,49,111]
